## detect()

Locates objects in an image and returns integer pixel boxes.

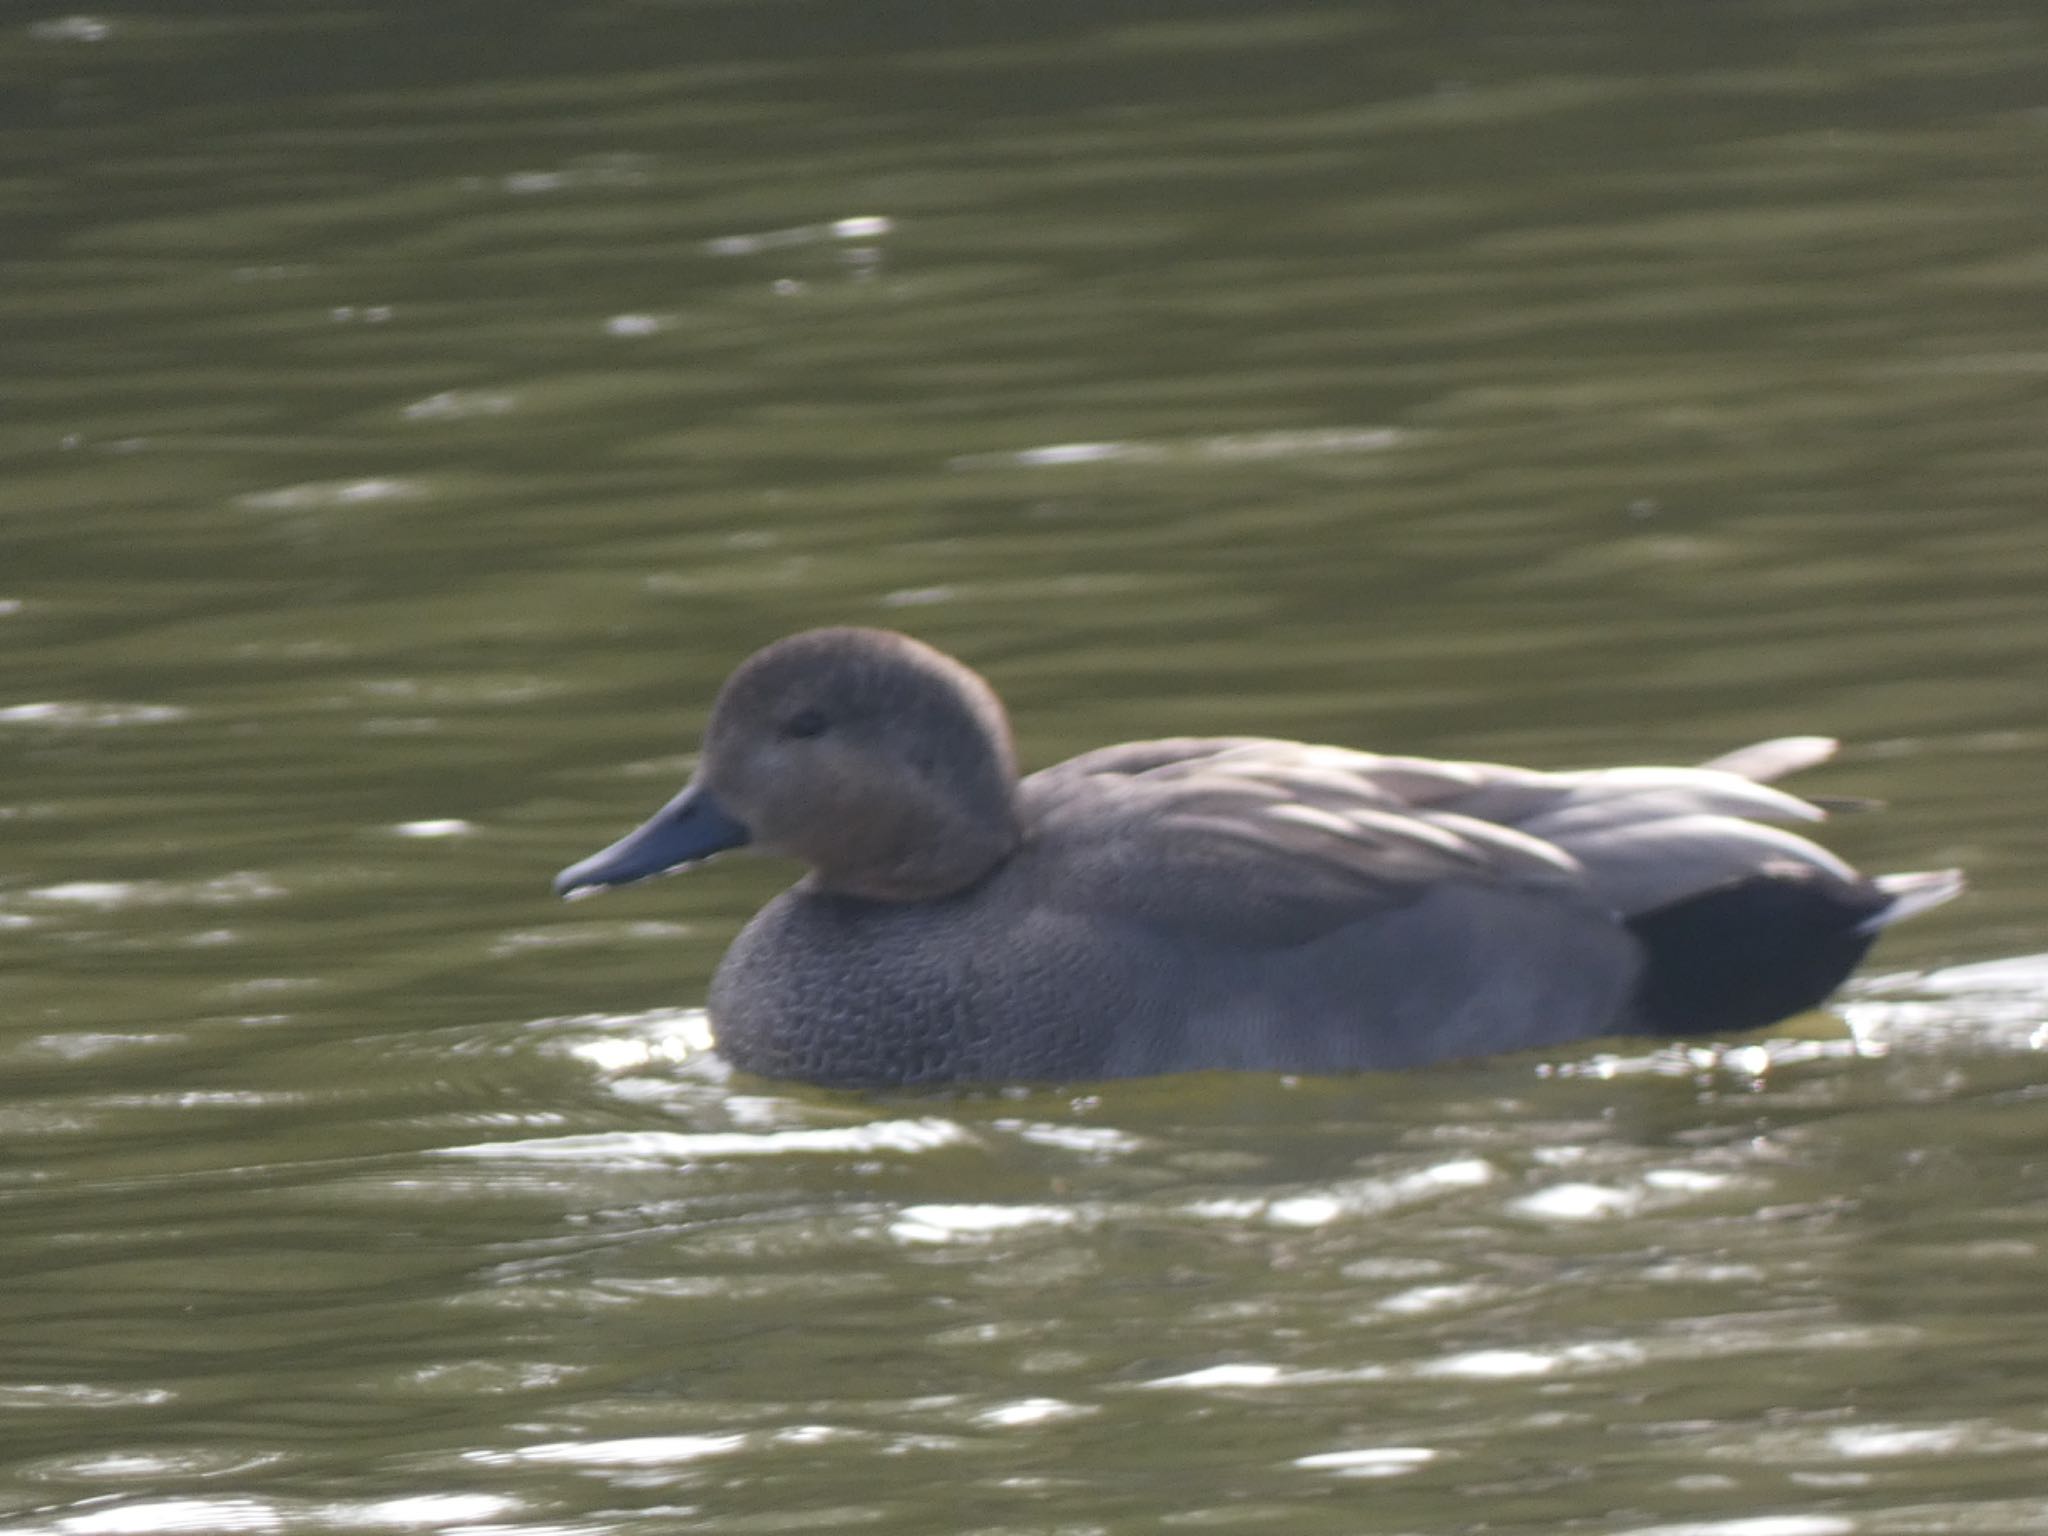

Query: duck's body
[554,629,1960,1086]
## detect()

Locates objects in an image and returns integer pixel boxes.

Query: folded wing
[1028,734,1875,942]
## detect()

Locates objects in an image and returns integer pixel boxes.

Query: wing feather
[1025,733,1863,940]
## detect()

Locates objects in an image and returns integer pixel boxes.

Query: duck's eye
[781,708,829,740]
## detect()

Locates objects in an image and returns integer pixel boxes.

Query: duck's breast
[707,881,1154,1085]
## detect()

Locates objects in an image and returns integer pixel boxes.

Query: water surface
[4,2,2046,1532]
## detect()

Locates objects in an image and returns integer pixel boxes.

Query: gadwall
[554,627,1961,1085]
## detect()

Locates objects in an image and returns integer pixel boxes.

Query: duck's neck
[811,794,1022,903]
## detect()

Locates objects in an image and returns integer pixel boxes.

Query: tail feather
[1697,736,1838,783]
[1859,869,1967,935]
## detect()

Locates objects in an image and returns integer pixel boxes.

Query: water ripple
[0,702,187,728]
[441,1118,973,1163]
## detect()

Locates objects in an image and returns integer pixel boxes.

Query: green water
[4,2,2046,1531]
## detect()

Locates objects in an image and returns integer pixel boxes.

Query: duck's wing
[1025,743,1584,946]
[1028,734,1871,940]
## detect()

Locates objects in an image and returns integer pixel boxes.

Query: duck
[552,627,1962,1086]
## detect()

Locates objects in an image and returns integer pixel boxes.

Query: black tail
[1626,868,1894,1036]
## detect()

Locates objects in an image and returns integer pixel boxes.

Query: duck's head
[553,627,1023,903]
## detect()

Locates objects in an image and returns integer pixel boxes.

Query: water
[4,1,2047,1530]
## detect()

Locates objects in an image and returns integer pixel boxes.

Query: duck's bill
[553,783,752,899]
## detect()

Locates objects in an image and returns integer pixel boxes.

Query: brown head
[554,628,1023,903]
